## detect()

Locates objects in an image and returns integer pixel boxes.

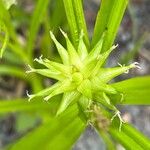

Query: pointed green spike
[81,58,98,78]
[90,44,118,77]
[77,79,92,99]
[97,62,140,83]
[91,77,117,94]
[78,95,92,111]
[26,82,61,101]
[50,31,69,65]
[77,30,88,60]
[56,91,80,116]
[60,28,82,69]
[83,32,105,64]
[26,67,65,81]
[34,56,59,72]
[43,59,71,76]
[89,55,104,77]
[94,92,116,111]
[89,33,105,56]
[44,79,76,101]
[100,44,118,64]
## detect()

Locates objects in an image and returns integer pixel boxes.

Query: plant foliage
[0,0,150,150]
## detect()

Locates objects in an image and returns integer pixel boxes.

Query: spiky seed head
[26,30,140,129]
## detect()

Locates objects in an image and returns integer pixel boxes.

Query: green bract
[26,30,140,128]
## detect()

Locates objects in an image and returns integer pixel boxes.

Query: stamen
[59,28,67,38]
[132,62,141,69]
[34,55,43,63]
[111,110,125,131]
[113,44,119,49]
[117,63,129,73]
[26,90,34,102]
[120,93,124,102]
[117,62,125,67]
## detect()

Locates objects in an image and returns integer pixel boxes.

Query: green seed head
[26,29,140,117]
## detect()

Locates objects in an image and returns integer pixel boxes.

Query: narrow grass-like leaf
[26,0,50,59]
[92,0,128,53]
[0,65,27,80]
[63,0,79,48]
[50,0,65,29]
[72,0,90,47]
[110,122,150,149]
[0,97,60,114]
[111,76,150,104]
[46,117,85,150]
[9,104,86,150]
[0,0,17,41]
[0,22,9,58]
[98,131,116,150]
[110,127,143,150]
[122,124,150,149]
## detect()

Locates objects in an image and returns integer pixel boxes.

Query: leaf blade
[111,76,150,104]
[92,0,128,53]
[9,104,86,150]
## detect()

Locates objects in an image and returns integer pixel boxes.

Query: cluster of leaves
[0,0,150,150]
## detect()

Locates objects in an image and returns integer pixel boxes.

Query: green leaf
[63,0,79,48]
[72,0,90,47]
[0,65,27,80]
[26,0,50,59]
[110,123,150,149]
[9,104,86,150]
[98,131,116,150]
[0,22,9,58]
[0,0,17,42]
[110,127,143,149]
[123,124,150,149]
[92,0,128,53]
[0,97,60,114]
[111,76,150,104]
